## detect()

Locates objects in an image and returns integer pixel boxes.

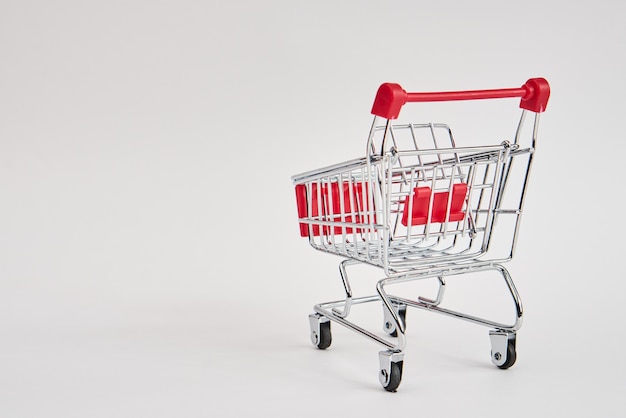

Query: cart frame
[292,78,550,391]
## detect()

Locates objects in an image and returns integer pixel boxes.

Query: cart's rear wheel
[489,330,517,369]
[313,320,332,350]
[493,342,516,369]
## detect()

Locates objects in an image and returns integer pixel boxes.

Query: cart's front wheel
[380,361,403,392]
[309,314,332,350]
[379,350,404,392]
[489,330,516,369]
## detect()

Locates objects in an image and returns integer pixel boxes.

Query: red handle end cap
[371,83,407,119]
[520,78,550,113]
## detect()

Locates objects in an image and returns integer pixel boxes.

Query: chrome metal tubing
[311,260,523,358]
[331,259,359,318]
[418,276,446,306]
[376,263,523,332]
[314,296,402,351]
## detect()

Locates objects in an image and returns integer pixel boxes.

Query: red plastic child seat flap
[295,182,373,237]
[401,183,468,226]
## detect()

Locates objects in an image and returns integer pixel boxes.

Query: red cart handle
[371,78,550,119]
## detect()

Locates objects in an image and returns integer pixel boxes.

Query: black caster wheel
[309,314,332,350]
[379,351,404,392]
[490,330,516,369]
[493,341,516,369]
[380,361,403,392]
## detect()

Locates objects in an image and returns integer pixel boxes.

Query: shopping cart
[292,78,550,391]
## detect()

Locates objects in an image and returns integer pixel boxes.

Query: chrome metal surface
[331,259,357,318]
[314,296,400,350]
[308,313,329,346]
[489,330,516,367]
[377,263,523,332]
[383,302,406,335]
[418,276,446,306]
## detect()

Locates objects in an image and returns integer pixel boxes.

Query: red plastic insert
[295,183,373,237]
[401,183,468,226]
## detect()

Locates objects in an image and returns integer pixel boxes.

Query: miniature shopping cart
[292,78,550,391]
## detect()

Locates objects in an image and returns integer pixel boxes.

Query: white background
[1,1,624,416]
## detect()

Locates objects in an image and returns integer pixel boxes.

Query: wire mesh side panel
[382,144,509,274]
[294,121,527,275]
[367,121,458,163]
[294,158,386,266]
[363,122,508,274]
